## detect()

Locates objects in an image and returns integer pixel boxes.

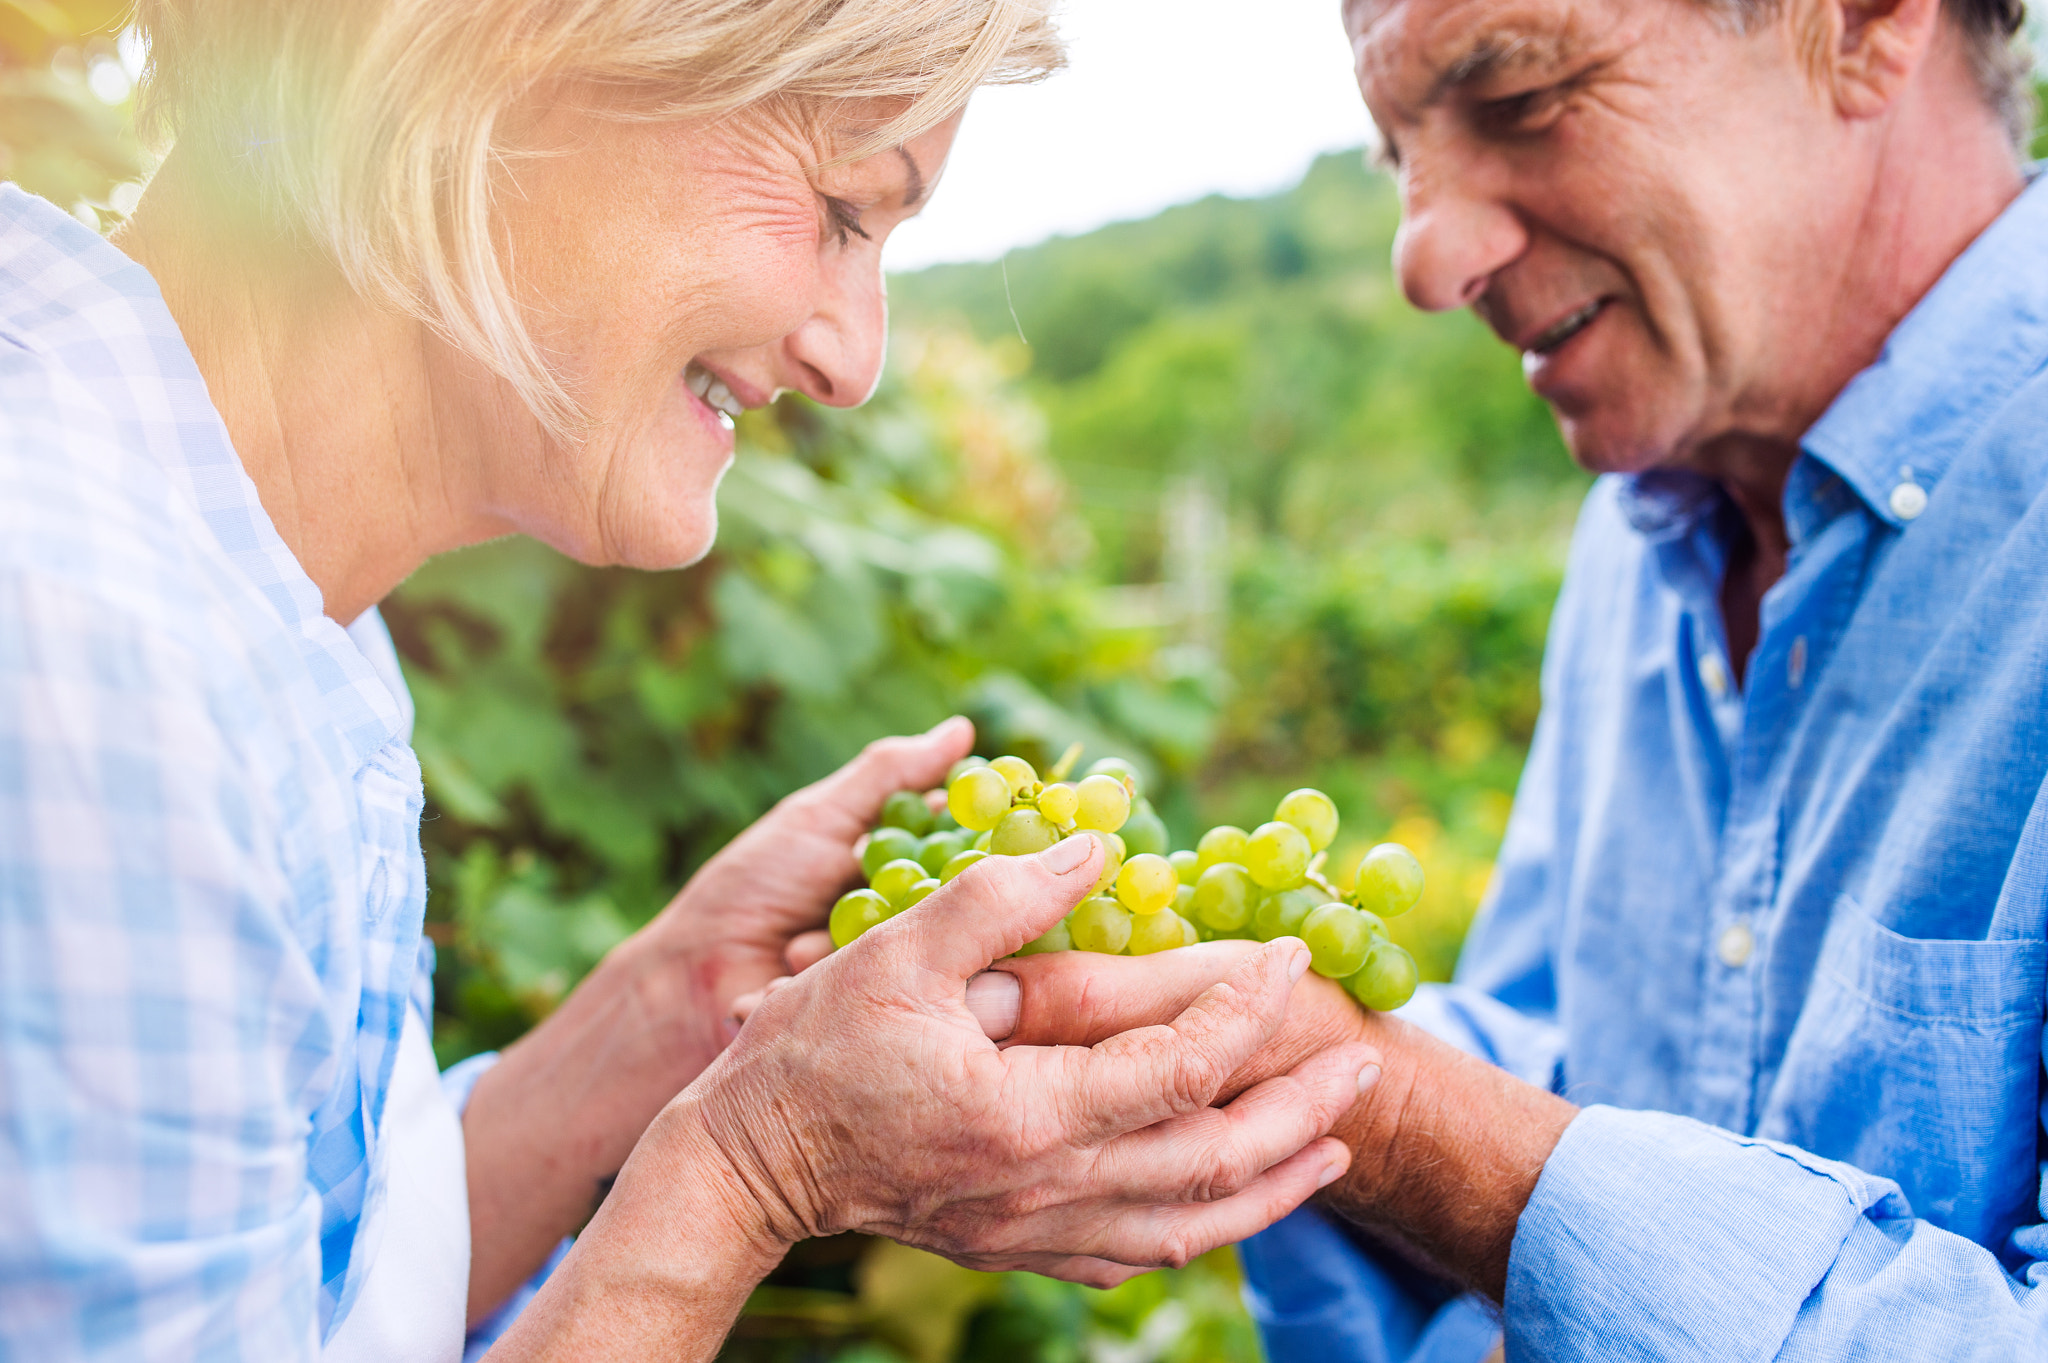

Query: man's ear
[1811,0,1946,119]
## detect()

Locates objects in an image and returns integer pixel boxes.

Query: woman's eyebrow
[897,146,927,210]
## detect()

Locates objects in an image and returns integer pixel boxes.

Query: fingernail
[965,970,1022,1040]
[1286,944,1311,983]
[1316,1160,1344,1189]
[1357,1063,1381,1095]
[928,715,968,737]
[1043,834,1095,874]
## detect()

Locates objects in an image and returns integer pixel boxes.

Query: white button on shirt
[1717,921,1756,968]
[1701,653,1731,701]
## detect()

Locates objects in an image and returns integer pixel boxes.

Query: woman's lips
[683,361,743,429]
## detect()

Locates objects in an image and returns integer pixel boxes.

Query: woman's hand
[636,714,974,1060]
[485,836,1379,1362]
[460,717,970,1321]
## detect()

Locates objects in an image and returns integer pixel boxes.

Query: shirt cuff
[1505,1105,1908,1362]
[439,1050,500,1116]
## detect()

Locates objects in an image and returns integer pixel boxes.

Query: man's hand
[974,945,1580,1300]
[673,836,1382,1286]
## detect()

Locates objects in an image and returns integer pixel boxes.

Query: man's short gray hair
[1697,0,2035,149]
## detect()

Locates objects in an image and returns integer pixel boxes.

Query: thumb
[793,717,974,827]
[879,835,1102,987]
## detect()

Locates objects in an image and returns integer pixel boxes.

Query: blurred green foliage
[9,17,2045,1361]
[0,0,139,218]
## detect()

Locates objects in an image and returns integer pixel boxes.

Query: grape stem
[1048,741,1085,782]
[1305,851,1341,901]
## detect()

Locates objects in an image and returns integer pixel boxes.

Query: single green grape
[940,847,989,882]
[1352,843,1425,917]
[1073,774,1132,832]
[1084,756,1143,800]
[1169,849,1202,885]
[1196,824,1250,870]
[1253,885,1331,942]
[1274,788,1338,853]
[1244,820,1312,889]
[1173,883,1195,917]
[1016,919,1074,955]
[973,830,992,851]
[1117,799,1169,857]
[1086,830,1126,894]
[1068,895,1133,953]
[1128,909,1195,955]
[860,826,921,881]
[829,889,891,948]
[900,878,941,911]
[1038,781,1080,826]
[989,754,1038,795]
[869,857,929,906]
[947,756,990,784]
[1191,862,1258,932]
[880,789,936,837]
[1344,940,1420,1011]
[1302,902,1373,978]
[990,806,1061,856]
[947,765,1013,832]
[1115,853,1178,915]
[916,830,968,878]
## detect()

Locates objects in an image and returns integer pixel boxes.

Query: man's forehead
[1345,0,1591,109]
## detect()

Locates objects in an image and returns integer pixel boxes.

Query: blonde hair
[133,0,1065,434]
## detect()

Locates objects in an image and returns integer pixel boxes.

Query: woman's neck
[112,152,518,624]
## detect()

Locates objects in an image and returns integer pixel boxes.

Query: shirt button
[1788,634,1808,689]
[1700,654,1730,700]
[1717,921,1755,967]
[1889,481,1928,520]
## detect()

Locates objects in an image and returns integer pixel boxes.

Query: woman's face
[467,99,960,570]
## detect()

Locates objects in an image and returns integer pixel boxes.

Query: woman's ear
[1818,0,1946,119]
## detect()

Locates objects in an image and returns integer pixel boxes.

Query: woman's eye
[823,196,870,247]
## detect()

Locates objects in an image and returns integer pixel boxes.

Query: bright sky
[882,0,1373,272]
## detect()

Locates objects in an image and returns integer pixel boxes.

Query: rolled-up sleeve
[1507,1105,2048,1361]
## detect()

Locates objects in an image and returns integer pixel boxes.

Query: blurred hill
[891,150,1581,574]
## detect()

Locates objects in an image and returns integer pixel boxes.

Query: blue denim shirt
[1241,172,2048,1361]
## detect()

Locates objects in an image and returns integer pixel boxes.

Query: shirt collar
[1801,168,2048,529]
[0,186,408,759]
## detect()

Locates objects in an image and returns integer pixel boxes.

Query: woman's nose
[780,253,889,408]
[1391,155,1527,313]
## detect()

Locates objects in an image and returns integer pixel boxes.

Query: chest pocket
[1760,895,2044,1254]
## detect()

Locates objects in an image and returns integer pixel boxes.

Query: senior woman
[0,1,1381,1359]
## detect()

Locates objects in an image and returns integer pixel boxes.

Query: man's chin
[1552,405,1689,478]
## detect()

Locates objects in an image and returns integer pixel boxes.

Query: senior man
[1207,0,2046,1357]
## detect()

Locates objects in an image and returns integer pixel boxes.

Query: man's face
[1348,0,1871,472]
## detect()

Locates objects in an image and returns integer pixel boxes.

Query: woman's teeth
[685,364,745,421]
[1529,301,1603,355]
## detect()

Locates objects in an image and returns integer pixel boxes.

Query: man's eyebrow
[897,146,927,210]
[1425,30,1560,105]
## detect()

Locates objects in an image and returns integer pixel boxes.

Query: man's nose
[779,254,888,409]
[1391,156,1526,313]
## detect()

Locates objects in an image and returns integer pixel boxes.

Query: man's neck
[1691,64,2024,683]
[111,151,513,624]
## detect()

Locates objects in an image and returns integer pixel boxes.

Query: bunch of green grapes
[830,747,1423,1012]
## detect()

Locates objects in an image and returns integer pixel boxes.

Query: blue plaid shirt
[0,186,430,1357]
[1240,174,2048,1360]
